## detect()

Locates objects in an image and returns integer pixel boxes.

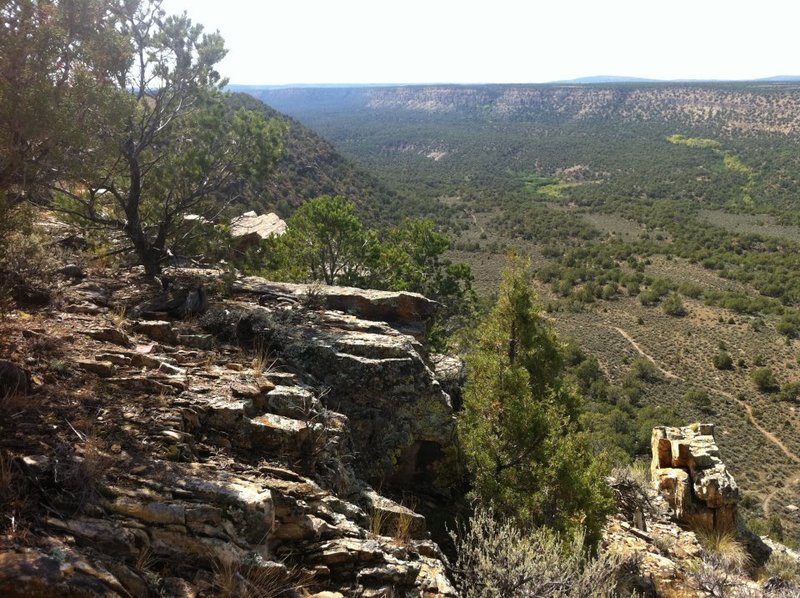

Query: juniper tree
[458,256,612,546]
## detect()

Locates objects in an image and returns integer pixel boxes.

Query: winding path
[613,325,800,515]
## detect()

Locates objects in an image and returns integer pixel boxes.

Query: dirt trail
[613,327,681,381]
[613,325,800,515]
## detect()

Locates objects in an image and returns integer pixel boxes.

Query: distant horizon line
[227,75,800,89]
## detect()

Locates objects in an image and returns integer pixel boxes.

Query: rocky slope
[3,257,800,596]
[0,267,457,597]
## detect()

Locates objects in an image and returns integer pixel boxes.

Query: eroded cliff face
[0,269,458,597]
[361,85,800,135]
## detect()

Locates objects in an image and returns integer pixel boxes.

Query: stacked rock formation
[651,423,739,531]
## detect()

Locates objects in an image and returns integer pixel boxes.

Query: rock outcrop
[202,279,455,487]
[0,269,458,597]
[235,277,440,341]
[230,211,287,252]
[651,423,739,532]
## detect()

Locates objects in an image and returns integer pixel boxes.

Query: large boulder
[651,423,739,531]
[230,211,286,252]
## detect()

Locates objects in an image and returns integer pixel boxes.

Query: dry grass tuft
[368,502,416,547]
[110,304,127,329]
[135,546,155,572]
[369,507,387,537]
[211,554,309,598]
[63,432,114,504]
[251,337,278,379]
[392,508,414,546]
[694,527,751,573]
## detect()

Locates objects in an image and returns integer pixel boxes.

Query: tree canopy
[2,0,284,276]
[0,0,129,196]
[251,195,475,346]
[458,256,612,546]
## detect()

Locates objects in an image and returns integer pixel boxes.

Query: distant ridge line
[228,76,800,90]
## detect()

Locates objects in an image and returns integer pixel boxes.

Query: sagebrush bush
[713,351,734,370]
[752,367,779,393]
[450,508,622,598]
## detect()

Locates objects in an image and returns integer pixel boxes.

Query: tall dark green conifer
[458,255,612,546]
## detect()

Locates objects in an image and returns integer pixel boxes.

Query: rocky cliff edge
[0,268,457,597]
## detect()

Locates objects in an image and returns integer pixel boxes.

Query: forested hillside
[225,93,405,222]
[250,82,800,545]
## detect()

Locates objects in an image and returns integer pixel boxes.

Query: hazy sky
[160,0,800,85]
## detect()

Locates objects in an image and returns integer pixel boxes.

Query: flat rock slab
[132,321,178,344]
[83,327,132,347]
[234,277,439,324]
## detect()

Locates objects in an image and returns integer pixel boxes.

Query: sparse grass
[651,533,676,556]
[694,527,751,573]
[369,507,387,537]
[761,550,800,586]
[251,337,278,379]
[368,500,417,546]
[393,507,414,546]
[211,554,308,598]
[301,281,325,310]
[699,209,800,244]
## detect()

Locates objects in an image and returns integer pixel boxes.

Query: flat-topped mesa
[651,423,739,532]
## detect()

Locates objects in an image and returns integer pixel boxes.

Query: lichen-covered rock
[0,269,458,598]
[207,304,455,486]
[234,276,440,339]
[651,423,739,531]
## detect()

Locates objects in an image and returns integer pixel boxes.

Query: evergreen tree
[458,255,612,546]
[45,0,284,276]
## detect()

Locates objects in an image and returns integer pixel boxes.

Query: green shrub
[713,351,733,370]
[638,289,659,306]
[777,311,800,339]
[628,357,660,383]
[450,509,622,598]
[661,293,686,316]
[751,367,779,392]
[678,282,703,299]
[777,380,800,403]
[684,387,713,414]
